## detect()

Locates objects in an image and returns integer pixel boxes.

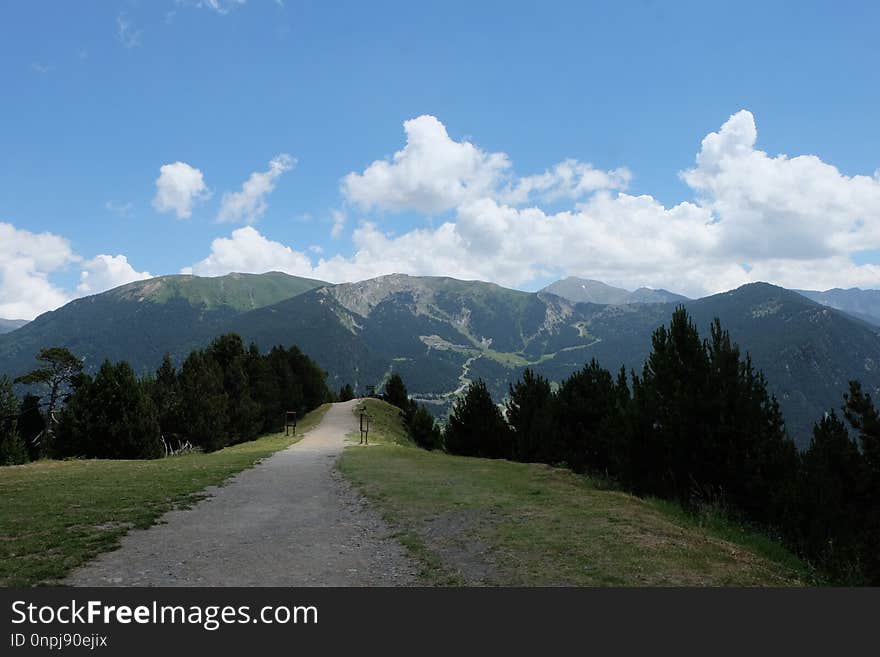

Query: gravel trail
[65,400,417,586]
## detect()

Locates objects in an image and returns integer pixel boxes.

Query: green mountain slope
[229,277,880,446]
[0,272,326,378]
[2,271,877,447]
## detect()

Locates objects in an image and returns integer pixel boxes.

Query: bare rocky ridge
[65,400,417,586]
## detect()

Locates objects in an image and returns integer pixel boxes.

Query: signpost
[359,409,371,445]
[285,410,297,437]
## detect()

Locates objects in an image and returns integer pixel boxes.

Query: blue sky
[2,0,879,319]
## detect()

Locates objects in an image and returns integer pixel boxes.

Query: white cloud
[152,162,209,219]
[682,109,880,263]
[116,14,142,49]
[342,115,510,214]
[0,222,78,320]
[330,209,346,239]
[0,223,154,318]
[185,226,314,277]
[31,62,52,74]
[77,255,152,296]
[217,154,295,224]
[336,112,880,295]
[499,159,631,205]
[341,114,629,215]
[187,111,880,297]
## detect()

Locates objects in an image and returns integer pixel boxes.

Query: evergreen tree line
[0,334,332,462]
[380,373,443,450]
[441,308,880,584]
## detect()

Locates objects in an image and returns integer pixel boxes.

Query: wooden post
[359,410,370,445]
[285,410,297,436]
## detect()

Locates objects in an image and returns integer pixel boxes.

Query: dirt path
[65,400,417,586]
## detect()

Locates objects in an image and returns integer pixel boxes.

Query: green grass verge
[0,403,330,587]
[349,398,413,445]
[338,443,816,586]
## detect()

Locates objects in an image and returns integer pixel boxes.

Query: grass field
[0,404,330,587]
[339,400,816,586]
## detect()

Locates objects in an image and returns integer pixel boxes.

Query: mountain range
[540,277,689,305]
[2,271,880,448]
[795,288,880,326]
[0,272,324,376]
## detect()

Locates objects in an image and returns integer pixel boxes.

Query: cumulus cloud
[0,222,154,318]
[499,159,631,205]
[0,222,78,320]
[187,111,880,297]
[682,110,880,262]
[342,115,510,214]
[217,154,295,224]
[152,162,209,219]
[184,226,314,277]
[77,255,152,296]
[342,115,630,215]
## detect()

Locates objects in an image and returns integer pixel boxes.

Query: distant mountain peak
[0,318,28,335]
[541,276,688,305]
[795,286,880,327]
[326,272,526,318]
[104,271,328,311]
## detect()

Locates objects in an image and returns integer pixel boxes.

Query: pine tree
[843,381,880,584]
[17,394,44,462]
[57,361,162,459]
[506,368,556,463]
[555,360,618,474]
[152,354,183,446]
[444,379,511,458]
[14,346,83,457]
[798,411,865,581]
[338,383,355,402]
[405,402,442,450]
[207,334,262,443]
[179,350,229,452]
[382,374,409,411]
[0,375,28,465]
[632,307,710,500]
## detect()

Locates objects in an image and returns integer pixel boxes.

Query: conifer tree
[444,379,511,458]
[798,411,865,581]
[14,346,83,456]
[152,354,183,445]
[843,381,880,584]
[405,403,443,450]
[506,368,556,463]
[382,373,409,411]
[555,360,618,474]
[0,375,28,465]
[179,350,229,452]
[57,361,162,459]
[338,383,355,402]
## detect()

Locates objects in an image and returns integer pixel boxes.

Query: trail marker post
[285,410,297,436]
[359,410,371,445]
